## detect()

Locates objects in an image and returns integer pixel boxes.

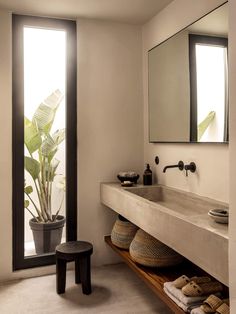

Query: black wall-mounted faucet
[163,161,184,173]
[184,162,196,176]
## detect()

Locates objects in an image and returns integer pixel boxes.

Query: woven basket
[111,215,138,249]
[129,229,184,267]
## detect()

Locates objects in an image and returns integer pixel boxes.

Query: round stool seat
[56,241,93,260]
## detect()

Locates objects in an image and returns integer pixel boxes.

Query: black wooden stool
[55,241,93,295]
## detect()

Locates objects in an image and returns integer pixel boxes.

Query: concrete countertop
[100,183,229,286]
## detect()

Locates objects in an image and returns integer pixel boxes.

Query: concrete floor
[0,263,172,314]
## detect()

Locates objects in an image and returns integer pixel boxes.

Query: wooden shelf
[105,235,211,314]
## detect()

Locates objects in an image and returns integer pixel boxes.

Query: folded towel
[190,307,205,314]
[164,282,208,305]
[164,287,202,312]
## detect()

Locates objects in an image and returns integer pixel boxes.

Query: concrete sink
[101,183,229,286]
[125,185,224,217]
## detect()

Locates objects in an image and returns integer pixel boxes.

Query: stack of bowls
[208,208,229,224]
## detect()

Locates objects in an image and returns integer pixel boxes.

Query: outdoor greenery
[198,110,216,141]
[24,90,65,223]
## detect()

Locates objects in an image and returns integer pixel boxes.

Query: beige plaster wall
[0,9,14,282]
[0,13,143,281]
[229,0,236,310]
[142,0,229,202]
[77,19,143,266]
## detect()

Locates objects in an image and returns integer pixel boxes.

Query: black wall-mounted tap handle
[184,162,196,176]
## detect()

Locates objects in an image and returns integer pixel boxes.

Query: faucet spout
[163,161,184,173]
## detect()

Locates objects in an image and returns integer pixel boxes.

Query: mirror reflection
[148,2,228,143]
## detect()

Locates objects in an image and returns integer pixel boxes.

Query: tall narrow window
[13,15,77,270]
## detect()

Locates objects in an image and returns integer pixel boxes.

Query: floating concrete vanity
[101,183,229,286]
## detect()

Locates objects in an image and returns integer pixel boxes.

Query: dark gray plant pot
[29,215,66,255]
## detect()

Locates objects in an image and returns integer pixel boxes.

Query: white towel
[164,282,207,305]
[163,287,202,313]
[190,307,205,314]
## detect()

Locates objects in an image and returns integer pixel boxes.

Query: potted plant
[24,89,66,254]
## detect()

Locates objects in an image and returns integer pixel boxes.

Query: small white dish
[209,208,228,217]
[121,181,133,187]
[208,212,228,224]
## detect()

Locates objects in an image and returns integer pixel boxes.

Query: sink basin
[101,183,229,286]
[125,185,227,217]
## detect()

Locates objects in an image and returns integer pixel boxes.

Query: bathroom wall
[229,0,236,310]
[76,19,143,266]
[0,12,143,281]
[0,9,13,281]
[142,0,229,202]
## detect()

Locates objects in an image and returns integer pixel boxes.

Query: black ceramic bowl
[117,174,139,184]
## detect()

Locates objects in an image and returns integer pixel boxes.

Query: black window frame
[12,14,77,270]
[189,34,228,142]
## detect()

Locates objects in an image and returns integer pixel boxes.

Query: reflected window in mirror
[189,35,228,142]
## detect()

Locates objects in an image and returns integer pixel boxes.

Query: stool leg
[75,258,81,284]
[79,255,92,295]
[56,258,67,294]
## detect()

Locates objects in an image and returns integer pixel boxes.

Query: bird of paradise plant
[24,89,66,223]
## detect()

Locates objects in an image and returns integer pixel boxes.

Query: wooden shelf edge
[104,235,186,314]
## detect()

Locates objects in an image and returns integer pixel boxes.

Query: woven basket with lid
[129,229,184,267]
[111,215,138,250]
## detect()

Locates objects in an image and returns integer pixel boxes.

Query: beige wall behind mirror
[148,2,228,143]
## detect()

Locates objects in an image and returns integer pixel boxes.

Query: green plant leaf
[32,90,63,134]
[51,158,60,181]
[198,111,216,141]
[24,185,33,194]
[41,129,65,157]
[24,200,30,208]
[53,129,65,145]
[24,156,40,180]
[48,149,58,163]
[41,134,55,157]
[24,117,42,154]
[47,158,60,181]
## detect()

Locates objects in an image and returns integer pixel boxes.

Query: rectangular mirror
[148,2,228,143]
